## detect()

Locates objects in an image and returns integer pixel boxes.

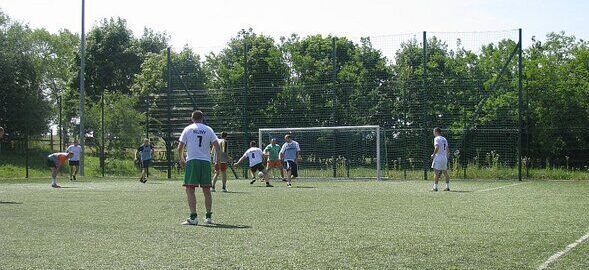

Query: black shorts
[141,159,151,169]
[69,160,80,166]
[250,162,265,173]
[46,159,57,168]
[283,160,298,177]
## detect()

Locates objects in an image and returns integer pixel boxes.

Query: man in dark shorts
[135,138,154,183]
[280,134,300,187]
[234,141,273,187]
[66,140,82,181]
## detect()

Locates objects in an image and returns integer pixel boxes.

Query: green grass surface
[1,178,588,269]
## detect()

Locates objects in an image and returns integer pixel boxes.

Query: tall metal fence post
[518,28,523,181]
[242,41,249,179]
[422,31,428,181]
[79,0,86,177]
[101,90,105,177]
[166,47,172,180]
[331,37,337,178]
[25,132,29,179]
[58,96,63,151]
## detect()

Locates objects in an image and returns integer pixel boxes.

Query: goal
[258,126,383,181]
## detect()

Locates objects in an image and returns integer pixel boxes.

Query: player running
[212,132,230,192]
[431,127,451,191]
[178,110,220,226]
[280,134,300,187]
[47,152,74,188]
[264,138,286,181]
[234,141,273,187]
[66,140,82,181]
[135,138,154,183]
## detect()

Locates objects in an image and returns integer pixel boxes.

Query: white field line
[474,182,526,193]
[537,230,589,270]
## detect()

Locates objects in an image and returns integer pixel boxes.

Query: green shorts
[184,159,212,188]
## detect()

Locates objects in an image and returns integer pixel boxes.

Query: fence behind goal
[145,30,524,181]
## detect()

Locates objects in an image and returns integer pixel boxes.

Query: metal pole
[518,28,523,181]
[101,90,105,177]
[166,47,172,179]
[331,37,337,178]
[78,0,86,176]
[376,126,381,181]
[242,42,249,179]
[25,133,29,179]
[58,96,63,151]
[145,97,150,139]
[422,31,428,181]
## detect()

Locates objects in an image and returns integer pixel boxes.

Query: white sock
[433,183,438,189]
[51,178,57,185]
[446,183,450,189]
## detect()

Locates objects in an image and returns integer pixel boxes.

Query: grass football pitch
[1,178,588,269]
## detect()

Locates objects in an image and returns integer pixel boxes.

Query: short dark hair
[191,110,203,121]
[285,134,291,139]
[0,127,4,132]
[221,132,228,138]
[434,127,442,134]
[249,140,256,147]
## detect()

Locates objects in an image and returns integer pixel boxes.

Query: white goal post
[258,126,382,181]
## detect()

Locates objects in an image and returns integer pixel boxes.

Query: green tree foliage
[0,11,52,137]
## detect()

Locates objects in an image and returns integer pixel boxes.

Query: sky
[0,0,587,54]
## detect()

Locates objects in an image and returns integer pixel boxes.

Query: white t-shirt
[242,147,264,167]
[179,123,218,162]
[280,141,300,161]
[66,145,82,161]
[434,136,449,158]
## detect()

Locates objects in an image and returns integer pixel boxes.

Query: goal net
[258,126,383,180]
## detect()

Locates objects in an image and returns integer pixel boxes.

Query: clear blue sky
[0,0,587,52]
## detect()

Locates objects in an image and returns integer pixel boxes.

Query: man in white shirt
[234,141,273,187]
[178,110,221,226]
[280,134,300,187]
[430,127,451,191]
[66,140,82,181]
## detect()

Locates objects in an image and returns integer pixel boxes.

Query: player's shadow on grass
[222,191,248,194]
[0,201,23,204]
[201,223,251,229]
[448,190,473,193]
[291,186,315,189]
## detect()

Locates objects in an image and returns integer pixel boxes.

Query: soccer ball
[257,171,264,178]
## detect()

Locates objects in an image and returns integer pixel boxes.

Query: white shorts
[431,156,448,171]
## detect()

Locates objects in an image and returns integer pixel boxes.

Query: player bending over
[178,110,220,225]
[136,138,154,183]
[47,152,74,188]
[234,141,273,187]
[280,134,300,187]
[431,127,451,191]
[212,132,230,192]
[66,140,82,181]
[264,138,286,181]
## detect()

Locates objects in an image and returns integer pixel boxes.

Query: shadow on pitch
[0,201,23,205]
[201,223,251,229]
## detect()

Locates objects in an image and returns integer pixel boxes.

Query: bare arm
[212,141,221,164]
[178,142,186,167]
[431,145,439,159]
[234,153,246,166]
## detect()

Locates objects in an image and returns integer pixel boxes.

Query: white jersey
[280,140,300,161]
[66,145,82,161]
[433,136,449,158]
[179,123,218,162]
[243,147,264,167]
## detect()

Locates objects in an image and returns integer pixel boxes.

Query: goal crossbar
[258,126,382,181]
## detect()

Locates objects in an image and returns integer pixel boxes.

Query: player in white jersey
[66,140,82,181]
[430,127,451,191]
[178,110,221,226]
[280,134,300,187]
[234,141,273,187]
